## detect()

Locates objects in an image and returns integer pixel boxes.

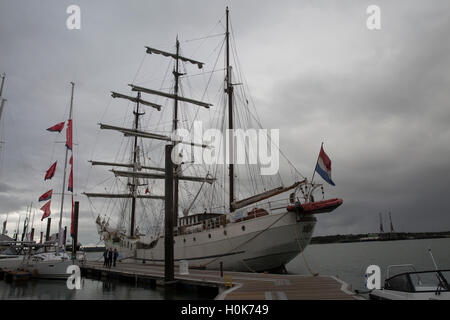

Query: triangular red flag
[47,122,65,133]
[145,187,150,194]
[66,119,72,150]
[38,189,53,202]
[68,165,73,192]
[40,200,51,221]
[44,162,57,180]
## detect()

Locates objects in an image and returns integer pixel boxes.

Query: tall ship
[84,8,342,273]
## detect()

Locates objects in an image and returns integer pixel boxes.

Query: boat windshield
[385,269,450,293]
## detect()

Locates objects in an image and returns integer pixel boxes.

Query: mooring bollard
[224,274,233,288]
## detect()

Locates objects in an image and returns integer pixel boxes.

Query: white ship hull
[0,255,25,270]
[99,210,316,272]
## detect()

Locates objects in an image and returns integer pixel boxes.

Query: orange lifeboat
[287,198,343,215]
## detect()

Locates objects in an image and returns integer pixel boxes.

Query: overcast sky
[1,0,449,246]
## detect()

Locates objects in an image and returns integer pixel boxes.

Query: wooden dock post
[45,218,51,241]
[164,144,174,283]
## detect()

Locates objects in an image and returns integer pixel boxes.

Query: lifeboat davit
[287,198,343,215]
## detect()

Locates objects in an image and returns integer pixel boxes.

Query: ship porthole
[242,225,246,231]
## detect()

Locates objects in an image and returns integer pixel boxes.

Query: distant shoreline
[310,231,450,244]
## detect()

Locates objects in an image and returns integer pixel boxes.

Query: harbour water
[0,238,448,299]
[287,237,450,292]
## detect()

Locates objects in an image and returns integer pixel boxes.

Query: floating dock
[80,261,360,300]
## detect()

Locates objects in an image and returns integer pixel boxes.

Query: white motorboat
[369,264,450,300]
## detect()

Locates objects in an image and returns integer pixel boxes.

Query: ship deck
[80,261,360,300]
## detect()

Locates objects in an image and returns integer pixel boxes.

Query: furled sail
[99,123,210,148]
[230,180,305,211]
[89,161,165,172]
[145,46,204,69]
[129,85,213,109]
[111,92,162,111]
[111,170,216,184]
[83,193,165,200]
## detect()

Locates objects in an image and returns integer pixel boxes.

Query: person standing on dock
[113,248,118,267]
[103,249,108,267]
[107,248,113,268]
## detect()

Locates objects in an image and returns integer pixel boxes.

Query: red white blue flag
[47,122,65,133]
[315,145,335,186]
[39,189,53,202]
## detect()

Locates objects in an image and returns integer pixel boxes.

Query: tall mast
[130,91,143,237]
[226,7,235,212]
[173,38,180,226]
[58,82,74,247]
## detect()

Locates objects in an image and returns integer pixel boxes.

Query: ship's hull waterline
[98,211,317,272]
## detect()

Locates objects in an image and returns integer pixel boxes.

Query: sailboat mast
[130,91,141,237]
[173,38,180,226]
[0,73,5,97]
[226,7,235,212]
[58,82,75,246]
[0,74,6,131]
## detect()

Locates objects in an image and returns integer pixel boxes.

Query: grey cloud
[1,0,450,246]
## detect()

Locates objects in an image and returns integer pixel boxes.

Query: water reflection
[0,276,216,300]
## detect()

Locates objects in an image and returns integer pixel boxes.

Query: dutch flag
[315,144,335,186]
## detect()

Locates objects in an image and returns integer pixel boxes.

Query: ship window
[193,237,196,241]
[242,225,246,231]
[208,234,211,239]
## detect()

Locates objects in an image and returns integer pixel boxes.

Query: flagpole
[57,82,74,253]
[311,142,323,184]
